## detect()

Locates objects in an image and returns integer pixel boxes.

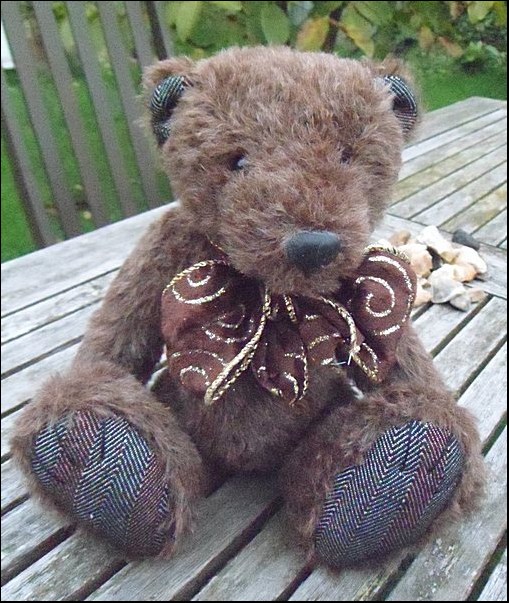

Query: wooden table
[1,97,507,601]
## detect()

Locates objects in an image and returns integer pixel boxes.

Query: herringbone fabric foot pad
[315,420,464,567]
[31,410,173,557]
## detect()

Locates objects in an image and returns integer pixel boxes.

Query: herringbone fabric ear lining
[383,75,418,135]
[150,75,188,145]
[31,410,173,557]
[315,420,464,566]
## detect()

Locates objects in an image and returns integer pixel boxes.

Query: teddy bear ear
[143,58,194,146]
[378,74,419,139]
[149,76,190,145]
[382,75,418,137]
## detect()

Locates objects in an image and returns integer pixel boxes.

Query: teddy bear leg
[280,333,484,567]
[280,395,482,568]
[11,361,207,558]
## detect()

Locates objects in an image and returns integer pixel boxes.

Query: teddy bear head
[144,46,419,297]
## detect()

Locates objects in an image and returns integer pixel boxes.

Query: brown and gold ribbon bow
[161,246,416,406]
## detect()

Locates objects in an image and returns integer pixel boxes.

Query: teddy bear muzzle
[285,230,342,274]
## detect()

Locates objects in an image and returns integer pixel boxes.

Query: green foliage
[162,0,506,68]
[261,4,291,44]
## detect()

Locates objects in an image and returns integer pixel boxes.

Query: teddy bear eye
[230,155,247,171]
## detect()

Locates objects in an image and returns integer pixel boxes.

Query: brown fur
[12,46,484,562]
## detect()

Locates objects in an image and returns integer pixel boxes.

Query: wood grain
[393,144,507,219]
[393,128,506,205]
[458,343,507,443]
[1,532,125,601]
[1,459,27,514]
[1,205,170,317]
[1,499,72,585]
[400,109,506,180]
[1,303,97,377]
[385,429,507,601]
[192,513,308,601]
[442,183,507,234]
[475,208,508,247]
[1,272,116,345]
[433,297,507,394]
[478,548,507,602]
[416,162,508,226]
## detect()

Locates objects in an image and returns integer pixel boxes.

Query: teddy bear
[11,46,485,567]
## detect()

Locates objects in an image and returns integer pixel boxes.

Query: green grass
[1,53,507,263]
[407,50,508,111]
[1,137,37,262]
[1,64,171,262]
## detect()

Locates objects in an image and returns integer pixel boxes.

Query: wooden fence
[1,1,174,249]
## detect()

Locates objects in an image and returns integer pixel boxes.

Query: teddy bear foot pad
[315,420,464,567]
[31,410,173,557]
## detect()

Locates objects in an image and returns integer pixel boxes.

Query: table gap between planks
[1,96,507,602]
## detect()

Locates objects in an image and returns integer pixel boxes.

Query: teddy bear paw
[315,420,464,567]
[30,410,173,557]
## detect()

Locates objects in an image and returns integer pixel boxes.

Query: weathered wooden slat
[392,145,507,219]
[125,1,157,68]
[32,2,108,227]
[443,183,507,234]
[1,205,169,317]
[474,208,508,247]
[192,513,308,601]
[413,297,486,357]
[289,554,407,601]
[96,2,163,208]
[1,2,81,238]
[0,477,276,601]
[416,162,508,227]
[374,214,507,301]
[66,1,140,218]
[1,73,56,247]
[1,344,78,416]
[393,128,507,205]
[399,110,506,181]
[458,343,507,443]
[1,272,116,345]
[478,548,507,602]
[1,303,97,378]
[410,97,506,146]
[402,109,507,165]
[151,0,175,58]
[1,459,26,515]
[1,411,19,460]
[385,430,507,601]
[433,297,507,395]
[1,499,73,585]
[1,531,125,601]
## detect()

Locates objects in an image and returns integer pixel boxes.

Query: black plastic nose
[286,231,342,273]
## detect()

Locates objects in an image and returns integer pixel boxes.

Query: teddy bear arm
[74,209,194,383]
[11,209,210,558]
[280,324,485,567]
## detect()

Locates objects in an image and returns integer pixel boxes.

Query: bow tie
[161,246,416,406]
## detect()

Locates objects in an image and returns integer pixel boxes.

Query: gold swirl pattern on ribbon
[161,246,417,404]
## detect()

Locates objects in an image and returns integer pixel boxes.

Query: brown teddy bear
[12,46,484,567]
